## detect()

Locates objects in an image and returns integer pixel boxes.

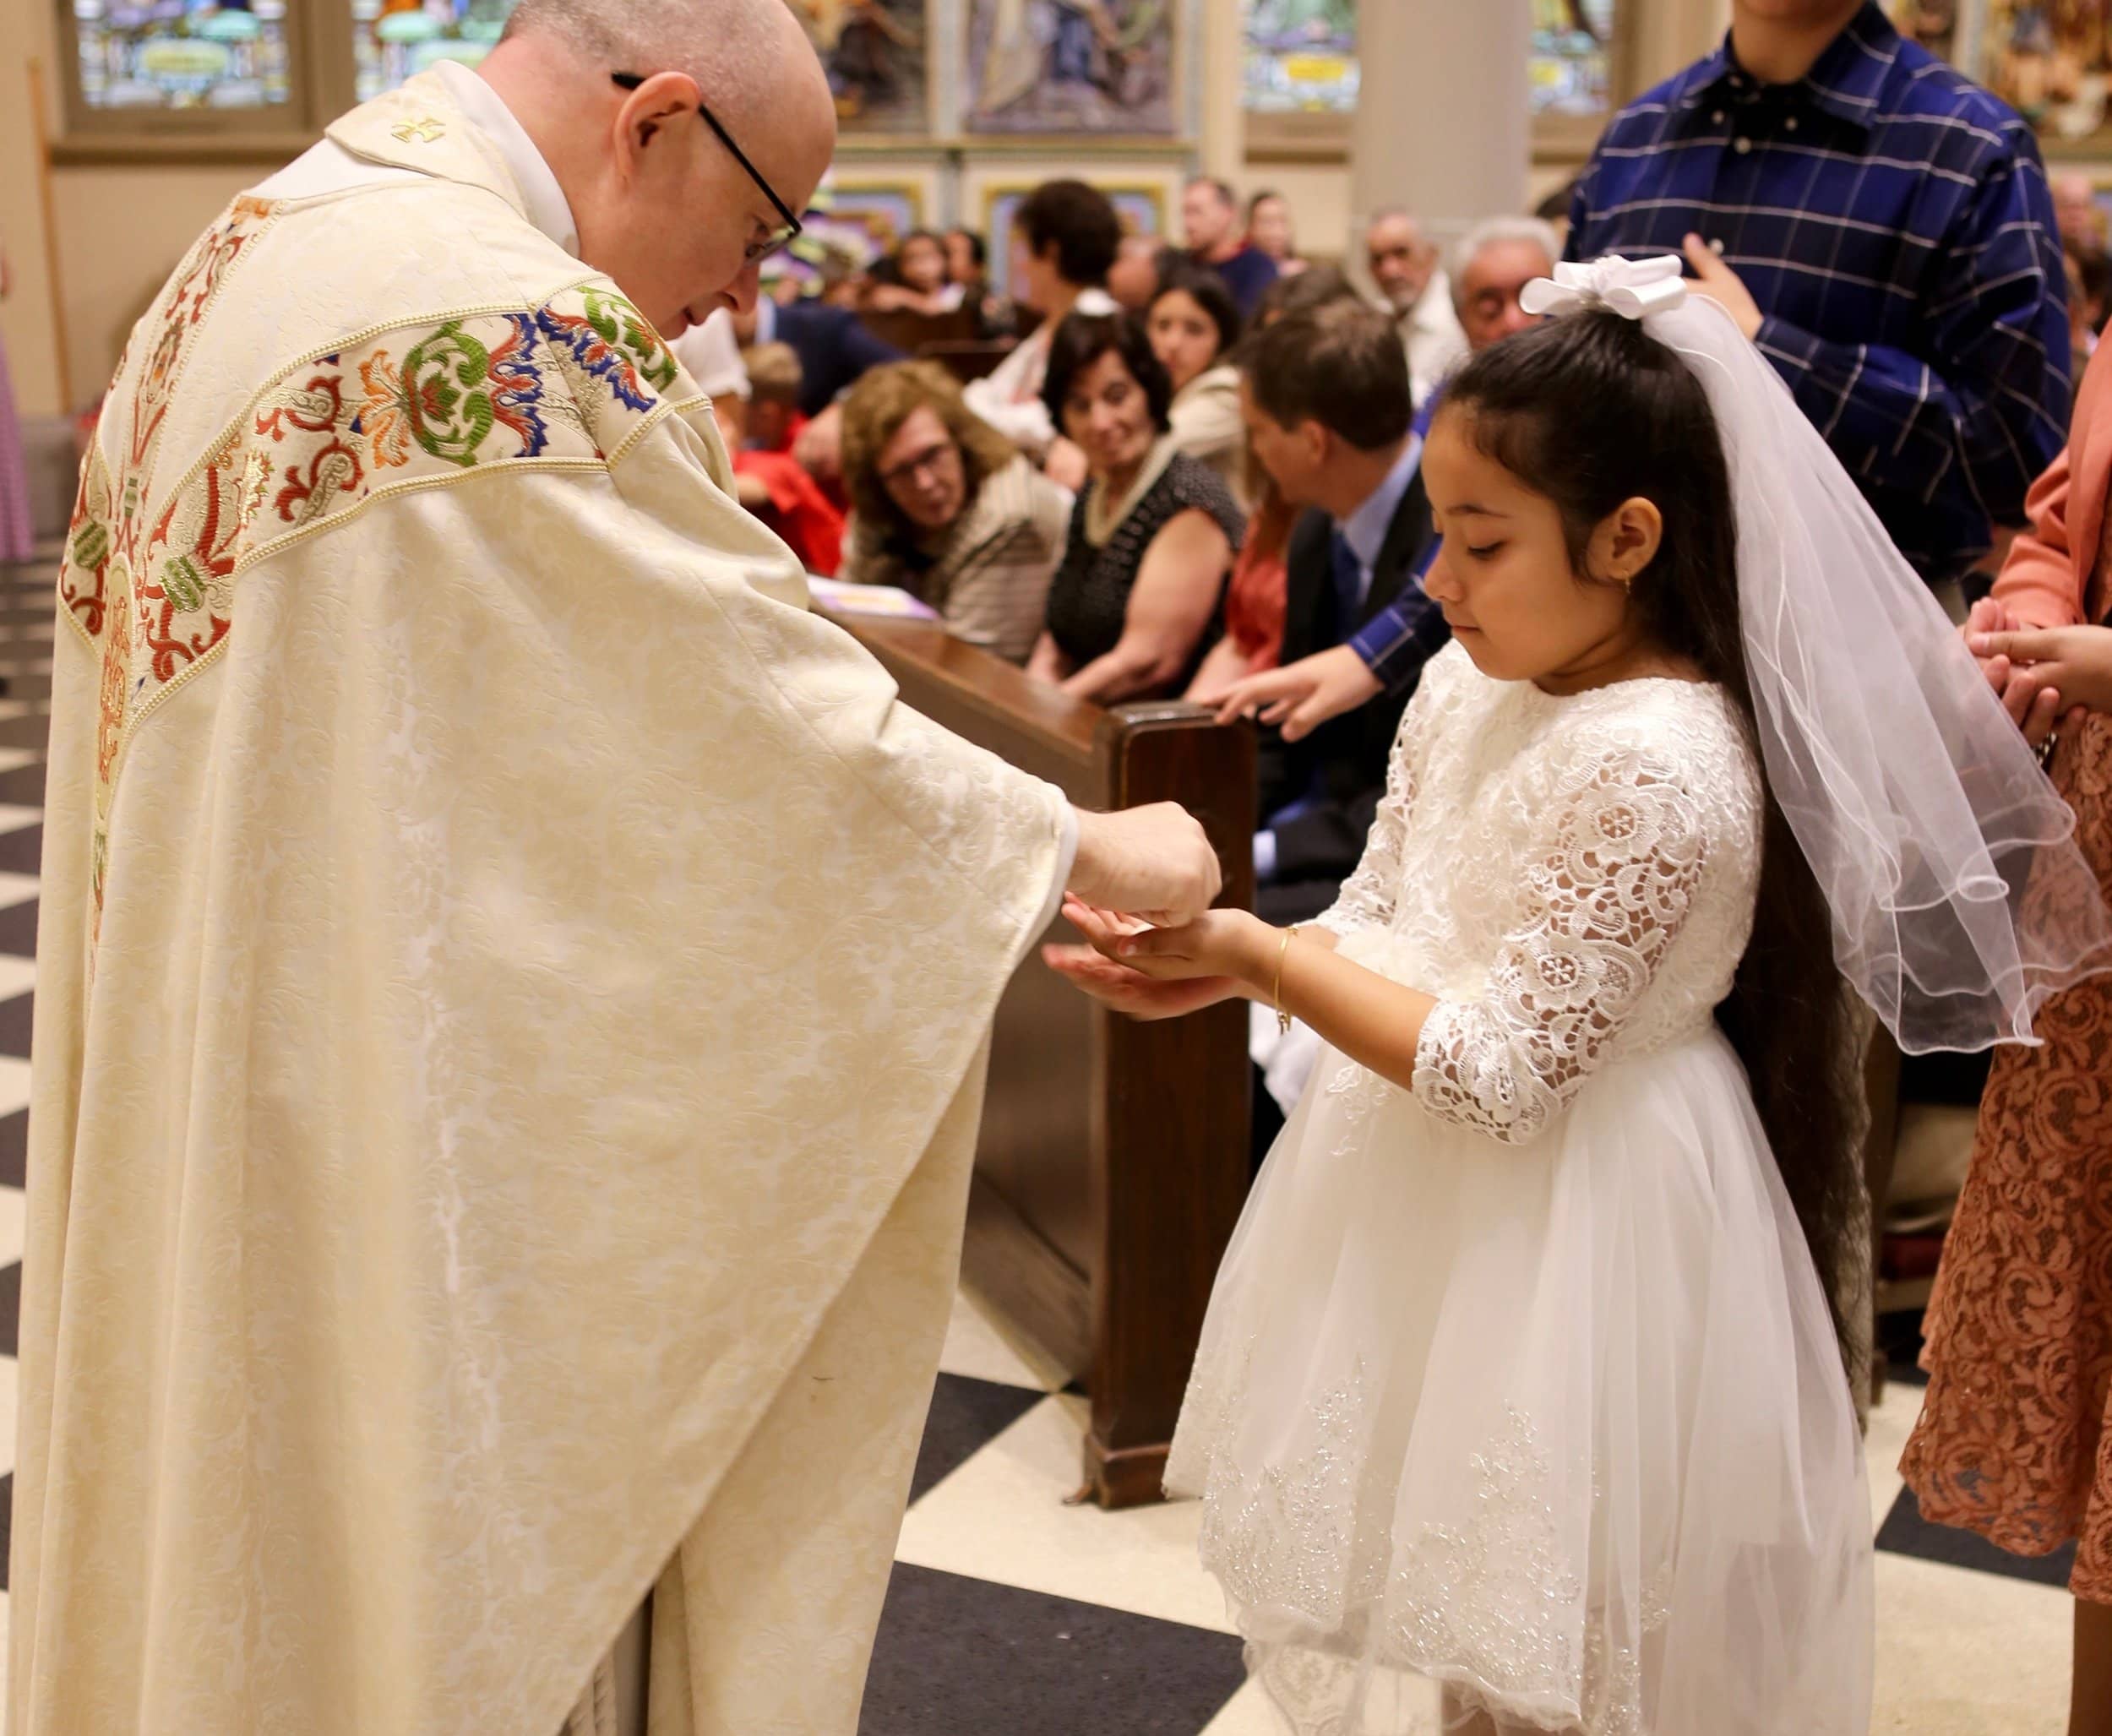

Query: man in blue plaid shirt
[1222,0,2071,741]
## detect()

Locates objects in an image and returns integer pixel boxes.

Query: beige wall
[1234,163,1355,264]
[0,0,63,420]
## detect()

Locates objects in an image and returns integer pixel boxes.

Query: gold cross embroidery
[392,117,447,144]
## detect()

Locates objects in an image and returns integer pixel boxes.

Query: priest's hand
[1070,802,1222,927]
[1215,645,1380,743]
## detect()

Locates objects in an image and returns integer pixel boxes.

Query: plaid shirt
[1347,2,2071,687]
[1570,2,2067,585]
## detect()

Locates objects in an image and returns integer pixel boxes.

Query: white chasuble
[9,73,1069,1736]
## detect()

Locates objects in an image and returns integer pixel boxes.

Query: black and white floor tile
[0,543,2079,1730]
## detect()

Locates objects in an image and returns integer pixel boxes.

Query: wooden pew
[857,304,984,356]
[824,609,1255,1508]
[918,340,1015,385]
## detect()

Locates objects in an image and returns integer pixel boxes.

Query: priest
[8,4,1220,1733]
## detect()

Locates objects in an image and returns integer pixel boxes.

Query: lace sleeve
[1310,649,1458,940]
[1310,721,1417,941]
[1412,737,1711,1146]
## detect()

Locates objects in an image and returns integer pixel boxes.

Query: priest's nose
[721,259,764,318]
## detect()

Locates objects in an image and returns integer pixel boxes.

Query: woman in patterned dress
[1902,332,2112,1736]
[1026,309,1243,702]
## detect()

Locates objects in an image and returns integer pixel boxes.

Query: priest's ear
[1588,496,1663,589]
[611,71,706,177]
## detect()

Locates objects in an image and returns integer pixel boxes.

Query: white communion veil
[1521,254,2112,1053]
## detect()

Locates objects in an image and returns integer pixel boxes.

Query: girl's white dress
[1168,643,1875,1735]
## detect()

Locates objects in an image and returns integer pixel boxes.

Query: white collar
[1406,269,1453,334]
[433,60,580,257]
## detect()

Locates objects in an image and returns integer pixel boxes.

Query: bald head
[482,0,836,334]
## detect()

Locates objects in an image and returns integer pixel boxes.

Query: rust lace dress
[1899,548,2112,1603]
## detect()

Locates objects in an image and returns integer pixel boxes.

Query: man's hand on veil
[1069,803,1222,928]
[1681,234,1764,340]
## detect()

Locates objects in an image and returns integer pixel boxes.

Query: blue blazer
[772,301,906,418]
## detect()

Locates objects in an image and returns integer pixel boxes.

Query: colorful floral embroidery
[57,231,685,950]
[536,287,679,412]
[63,197,282,652]
[354,314,552,471]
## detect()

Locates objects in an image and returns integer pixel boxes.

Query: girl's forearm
[1238,923,1434,1095]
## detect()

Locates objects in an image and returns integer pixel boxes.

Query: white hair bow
[1518,254,1688,321]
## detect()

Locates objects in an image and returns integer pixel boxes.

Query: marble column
[1349,0,1532,254]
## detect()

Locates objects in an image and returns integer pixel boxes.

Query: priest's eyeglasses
[610,73,804,260]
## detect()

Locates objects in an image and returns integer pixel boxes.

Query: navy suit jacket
[772,301,906,418]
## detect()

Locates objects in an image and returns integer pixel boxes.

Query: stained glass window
[1243,0,1358,116]
[71,0,293,111]
[351,0,520,101]
[1528,0,1619,117]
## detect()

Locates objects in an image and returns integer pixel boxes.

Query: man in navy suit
[1239,298,1437,928]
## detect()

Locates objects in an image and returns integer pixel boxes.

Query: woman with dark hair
[1045,263,2101,1725]
[963,178,1122,481]
[1146,264,1246,502]
[944,225,987,286]
[1026,310,1243,701]
[1182,269,1362,707]
[837,360,1073,663]
[1244,188,1307,280]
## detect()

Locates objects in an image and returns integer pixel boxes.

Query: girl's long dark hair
[1441,310,1864,1373]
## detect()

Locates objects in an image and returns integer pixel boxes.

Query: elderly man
[1180,174,1277,318]
[9,4,1219,1735]
[1364,206,1467,407]
[1216,215,1560,740]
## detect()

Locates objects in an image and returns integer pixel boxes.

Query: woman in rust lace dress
[1902,336,2112,1736]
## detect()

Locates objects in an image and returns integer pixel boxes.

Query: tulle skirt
[1166,1025,1874,1735]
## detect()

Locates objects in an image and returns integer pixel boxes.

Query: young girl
[1049,261,2109,1733]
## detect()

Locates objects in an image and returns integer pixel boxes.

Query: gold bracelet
[1273,926,1296,1036]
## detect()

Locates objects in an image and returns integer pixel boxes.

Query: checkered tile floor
[0,544,2079,1730]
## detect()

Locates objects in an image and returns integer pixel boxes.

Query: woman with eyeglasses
[837,361,1074,664]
